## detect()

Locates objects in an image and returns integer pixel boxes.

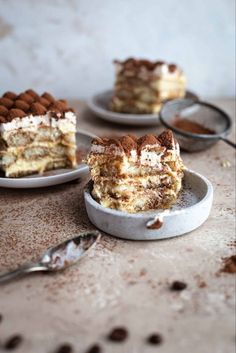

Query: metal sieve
[160,99,235,152]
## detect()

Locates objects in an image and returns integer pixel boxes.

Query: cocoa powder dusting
[173,118,215,135]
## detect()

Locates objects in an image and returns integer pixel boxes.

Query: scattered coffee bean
[170,280,187,291]
[0,313,3,323]
[86,343,102,353]
[55,343,73,353]
[4,335,23,350]
[107,327,128,342]
[147,333,163,345]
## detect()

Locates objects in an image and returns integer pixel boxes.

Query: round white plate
[0,130,96,189]
[84,169,213,240]
[88,89,198,126]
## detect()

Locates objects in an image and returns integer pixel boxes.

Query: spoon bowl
[0,231,101,284]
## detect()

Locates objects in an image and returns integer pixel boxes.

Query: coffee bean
[0,313,3,323]
[86,344,102,353]
[55,343,73,353]
[170,280,187,291]
[147,333,163,345]
[4,335,23,350]
[107,327,128,342]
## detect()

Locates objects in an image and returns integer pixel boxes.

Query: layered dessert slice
[110,58,186,114]
[0,90,77,177]
[87,130,185,213]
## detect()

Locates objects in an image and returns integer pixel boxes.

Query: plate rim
[87,89,199,125]
[84,169,213,219]
[0,129,96,188]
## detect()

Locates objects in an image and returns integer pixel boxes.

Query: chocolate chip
[86,344,102,353]
[170,280,187,291]
[147,333,163,345]
[4,335,23,350]
[107,327,128,342]
[54,343,73,353]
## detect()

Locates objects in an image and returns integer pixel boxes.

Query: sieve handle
[220,137,236,149]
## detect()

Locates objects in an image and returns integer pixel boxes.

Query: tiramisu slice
[0,90,77,177]
[87,130,185,213]
[110,58,186,114]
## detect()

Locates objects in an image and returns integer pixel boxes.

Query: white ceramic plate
[0,130,96,189]
[88,89,198,126]
[84,170,213,240]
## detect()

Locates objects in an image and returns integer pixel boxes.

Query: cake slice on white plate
[0,90,77,177]
[87,130,185,213]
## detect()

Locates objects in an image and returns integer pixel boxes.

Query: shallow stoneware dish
[87,89,198,127]
[84,170,213,240]
[0,130,96,189]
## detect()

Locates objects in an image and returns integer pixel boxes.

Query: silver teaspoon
[0,231,101,284]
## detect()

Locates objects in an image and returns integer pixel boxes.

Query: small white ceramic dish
[88,90,198,127]
[84,170,213,240]
[0,130,96,189]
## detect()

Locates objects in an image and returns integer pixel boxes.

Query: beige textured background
[0,0,235,99]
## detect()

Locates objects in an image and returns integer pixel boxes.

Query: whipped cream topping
[91,141,180,168]
[0,111,76,133]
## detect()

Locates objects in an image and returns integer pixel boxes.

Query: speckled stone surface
[0,99,235,353]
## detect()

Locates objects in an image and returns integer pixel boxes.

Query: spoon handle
[0,263,48,284]
[220,137,236,149]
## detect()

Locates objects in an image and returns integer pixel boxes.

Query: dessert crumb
[139,268,147,276]
[198,281,207,288]
[220,255,236,274]
[221,160,231,168]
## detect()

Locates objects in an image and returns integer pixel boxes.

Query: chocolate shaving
[220,255,236,274]
[147,218,163,229]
